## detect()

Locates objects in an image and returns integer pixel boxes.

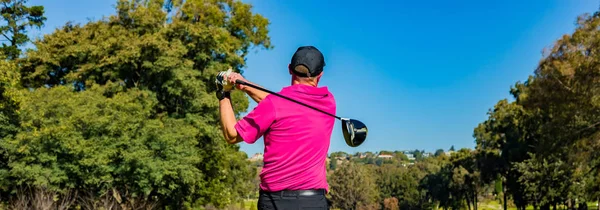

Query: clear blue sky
[29,0,600,156]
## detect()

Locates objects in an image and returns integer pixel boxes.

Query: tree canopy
[0,0,271,209]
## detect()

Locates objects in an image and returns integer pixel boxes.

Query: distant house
[248,153,263,162]
[377,154,393,159]
[335,156,347,161]
[406,154,415,161]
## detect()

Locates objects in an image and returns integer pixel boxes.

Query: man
[216,46,335,210]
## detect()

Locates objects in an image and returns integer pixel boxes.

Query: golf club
[234,79,368,147]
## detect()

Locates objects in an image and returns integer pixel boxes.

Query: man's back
[225,46,333,209]
[259,84,336,192]
[235,83,336,192]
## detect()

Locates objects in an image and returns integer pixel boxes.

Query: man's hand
[224,72,269,103]
[215,68,268,103]
[215,69,235,100]
[225,72,248,91]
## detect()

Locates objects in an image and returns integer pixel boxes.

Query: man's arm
[225,73,269,103]
[242,81,269,103]
[219,93,243,144]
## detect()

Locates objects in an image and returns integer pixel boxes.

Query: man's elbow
[224,129,243,144]
[225,134,237,144]
[225,135,243,144]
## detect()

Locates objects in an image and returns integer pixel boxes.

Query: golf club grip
[235,79,341,120]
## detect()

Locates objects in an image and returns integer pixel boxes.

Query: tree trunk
[465,194,472,210]
[473,192,478,210]
[541,203,550,210]
[466,198,471,210]
[577,202,588,210]
[503,179,508,210]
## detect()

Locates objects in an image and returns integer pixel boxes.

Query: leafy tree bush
[329,162,380,210]
[0,0,272,208]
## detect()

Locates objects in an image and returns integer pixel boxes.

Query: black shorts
[257,189,330,210]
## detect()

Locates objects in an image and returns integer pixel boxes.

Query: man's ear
[313,71,323,83]
[315,71,323,79]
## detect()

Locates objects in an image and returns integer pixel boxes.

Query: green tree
[434,149,444,157]
[375,158,384,166]
[474,99,535,210]
[421,163,452,210]
[330,151,348,159]
[0,0,46,60]
[0,0,272,208]
[450,149,482,210]
[514,155,572,210]
[376,164,429,210]
[366,157,376,165]
[393,151,409,161]
[472,8,600,210]
[330,158,338,170]
[521,10,600,208]
[380,150,393,155]
[0,52,22,198]
[413,150,424,161]
[329,162,380,210]
[0,52,21,138]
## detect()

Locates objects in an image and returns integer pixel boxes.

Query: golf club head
[341,118,368,147]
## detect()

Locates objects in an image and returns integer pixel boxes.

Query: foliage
[0,52,22,138]
[0,0,272,208]
[434,149,444,157]
[329,157,338,170]
[328,162,380,210]
[0,0,46,60]
[471,8,600,210]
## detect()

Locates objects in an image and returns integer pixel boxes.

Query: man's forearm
[243,82,269,103]
[219,95,242,144]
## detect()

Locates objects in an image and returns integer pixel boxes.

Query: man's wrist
[217,91,231,100]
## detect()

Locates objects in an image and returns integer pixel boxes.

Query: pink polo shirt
[235,84,336,192]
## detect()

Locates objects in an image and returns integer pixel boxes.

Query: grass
[243,199,257,209]
[478,201,598,210]
[229,199,599,210]
[222,199,257,210]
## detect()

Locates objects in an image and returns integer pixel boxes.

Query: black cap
[290,46,326,77]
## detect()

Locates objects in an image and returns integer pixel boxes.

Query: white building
[377,154,393,159]
[248,153,263,162]
[406,153,415,161]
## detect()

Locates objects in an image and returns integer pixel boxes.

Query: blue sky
[28,0,600,156]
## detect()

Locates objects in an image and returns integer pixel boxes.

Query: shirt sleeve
[234,96,276,144]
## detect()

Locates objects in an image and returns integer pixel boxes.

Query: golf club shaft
[235,80,341,120]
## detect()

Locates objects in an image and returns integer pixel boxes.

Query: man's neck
[292,80,317,87]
